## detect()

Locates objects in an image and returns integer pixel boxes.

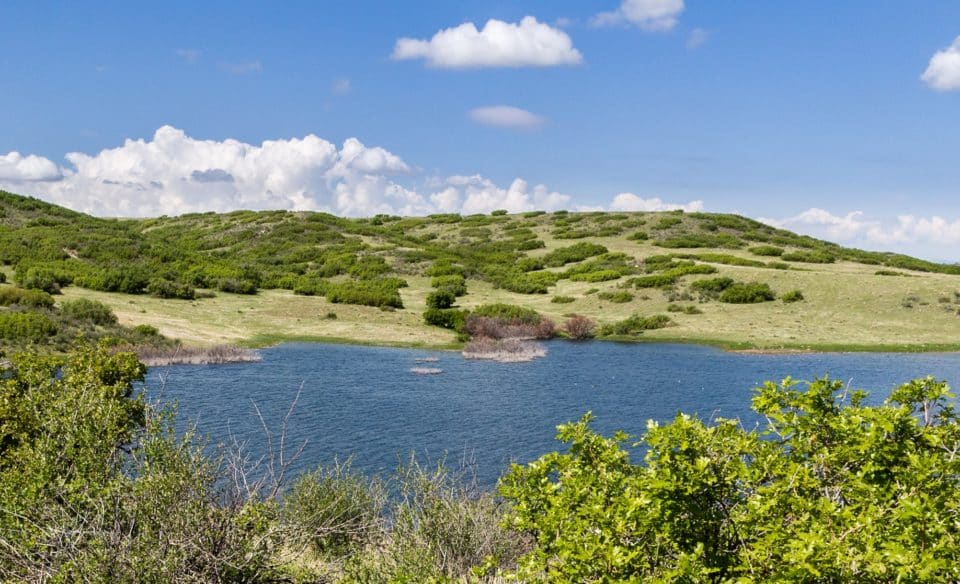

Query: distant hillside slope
[3,189,960,351]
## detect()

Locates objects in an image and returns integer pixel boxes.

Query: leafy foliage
[501,377,960,582]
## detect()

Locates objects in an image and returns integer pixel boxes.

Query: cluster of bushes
[0,310,58,341]
[561,314,596,340]
[628,263,717,289]
[597,290,634,303]
[782,250,836,263]
[719,282,777,304]
[750,245,785,256]
[60,298,118,325]
[667,303,703,314]
[0,286,54,308]
[146,278,196,299]
[598,313,672,336]
[551,295,575,304]
[541,242,608,267]
[690,276,736,299]
[653,232,746,249]
[326,278,407,309]
[430,274,467,296]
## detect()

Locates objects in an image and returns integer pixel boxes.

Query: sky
[0,1,958,260]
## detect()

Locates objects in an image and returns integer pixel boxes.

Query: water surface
[146,341,960,486]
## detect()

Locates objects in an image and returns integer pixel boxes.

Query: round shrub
[781,290,805,303]
[60,298,118,325]
[719,282,776,304]
[426,289,455,310]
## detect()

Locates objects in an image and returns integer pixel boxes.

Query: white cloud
[591,0,684,31]
[468,105,545,129]
[392,16,583,69]
[764,207,960,249]
[0,126,574,218]
[686,27,709,49]
[608,192,703,212]
[922,36,960,91]
[0,152,62,182]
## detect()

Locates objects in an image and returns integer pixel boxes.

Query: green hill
[2,189,959,352]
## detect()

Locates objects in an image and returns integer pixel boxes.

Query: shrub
[750,245,784,257]
[426,289,456,309]
[719,282,776,304]
[652,216,682,230]
[690,276,735,298]
[215,278,257,294]
[569,269,623,283]
[471,303,541,325]
[597,290,634,303]
[427,262,464,277]
[598,313,672,336]
[782,250,835,264]
[500,377,960,582]
[628,273,679,288]
[283,460,385,556]
[667,303,703,314]
[147,278,195,300]
[430,274,467,296]
[491,209,508,216]
[562,314,596,340]
[0,311,57,340]
[781,289,805,303]
[0,286,54,308]
[326,278,406,309]
[16,266,72,294]
[551,295,575,304]
[423,308,468,332]
[60,298,118,325]
[133,323,160,336]
[654,233,744,249]
[628,230,649,241]
[542,243,608,267]
[293,275,328,296]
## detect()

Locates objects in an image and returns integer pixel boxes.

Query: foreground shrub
[283,460,385,557]
[719,282,776,304]
[500,377,960,582]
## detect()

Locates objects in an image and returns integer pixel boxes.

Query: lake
[146,341,960,487]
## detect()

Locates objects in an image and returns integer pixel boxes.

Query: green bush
[551,295,575,304]
[690,276,735,296]
[146,278,195,299]
[719,282,776,304]
[283,461,385,556]
[597,290,634,303]
[569,269,623,283]
[500,377,960,582]
[430,274,467,296]
[0,311,57,340]
[781,289,805,303]
[326,278,406,309]
[426,289,456,309]
[652,216,682,230]
[60,298,118,325]
[782,250,835,264]
[0,286,54,308]
[423,308,468,332]
[471,303,541,324]
[598,313,672,336]
[292,274,328,296]
[750,245,784,256]
[542,242,608,267]
[15,265,73,294]
[667,303,703,314]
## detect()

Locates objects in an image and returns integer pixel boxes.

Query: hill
[2,189,960,352]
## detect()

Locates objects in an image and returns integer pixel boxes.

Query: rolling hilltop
[1,189,959,352]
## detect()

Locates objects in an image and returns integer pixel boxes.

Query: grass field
[58,230,960,353]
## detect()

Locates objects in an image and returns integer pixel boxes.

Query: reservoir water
[146,341,960,487]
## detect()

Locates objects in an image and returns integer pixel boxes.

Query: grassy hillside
[3,189,960,352]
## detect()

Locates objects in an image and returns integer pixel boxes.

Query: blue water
[145,341,960,487]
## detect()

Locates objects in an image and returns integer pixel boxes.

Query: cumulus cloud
[0,126,575,218]
[922,36,960,91]
[176,48,201,63]
[591,0,684,31]
[0,152,62,182]
[468,105,545,129]
[761,208,960,252]
[332,78,351,95]
[392,16,583,68]
[608,192,703,212]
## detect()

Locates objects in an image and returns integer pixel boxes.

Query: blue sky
[1,1,958,259]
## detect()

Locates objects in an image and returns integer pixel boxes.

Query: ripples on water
[145,341,960,487]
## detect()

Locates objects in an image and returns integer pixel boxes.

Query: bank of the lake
[145,340,960,487]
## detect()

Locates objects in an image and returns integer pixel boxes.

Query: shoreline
[159,333,960,363]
